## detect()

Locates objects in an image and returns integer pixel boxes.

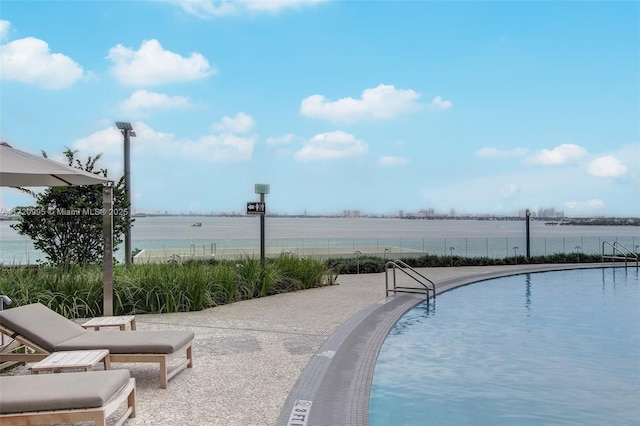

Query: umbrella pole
[102,185,114,316]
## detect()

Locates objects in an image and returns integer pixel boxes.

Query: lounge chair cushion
[57,330,195,354]
[0,369,130,414]
[0,303,194,354]
[0,303,85,352]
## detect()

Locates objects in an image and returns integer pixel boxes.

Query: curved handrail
[602,241,639,267]
[613,241,638,267]
[385,260,436,298]
[392,260,436,293]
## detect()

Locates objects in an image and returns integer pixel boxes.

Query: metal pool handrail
[385,260,436,298]
[602,241,639,267]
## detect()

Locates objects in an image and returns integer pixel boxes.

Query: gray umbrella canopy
[0,141,116,315]
[0,142,111,187]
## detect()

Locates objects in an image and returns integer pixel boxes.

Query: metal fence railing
[3,236,639,264]
[139,236,639,260]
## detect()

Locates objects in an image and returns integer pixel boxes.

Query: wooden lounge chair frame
[107,343,193,389]
[0,303,194,389]
[0,323,192,389]
[0,376,136,426]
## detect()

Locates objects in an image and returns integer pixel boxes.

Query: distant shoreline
[129,213,639,226]
[1,214,638,227]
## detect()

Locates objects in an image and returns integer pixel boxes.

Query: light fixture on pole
[116,122,136,267]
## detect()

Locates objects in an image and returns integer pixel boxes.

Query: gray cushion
[0,303,86,352]
[0,369,130,414]
[0,302,194,355]
[57,330,195,354]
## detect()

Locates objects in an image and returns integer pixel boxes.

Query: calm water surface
[370,268,640,426]
[1,216,638,263]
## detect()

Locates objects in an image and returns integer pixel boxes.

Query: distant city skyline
[130,206,635,220]
[1,1,638,217]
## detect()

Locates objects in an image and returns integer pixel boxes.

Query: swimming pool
[369,268,640,426]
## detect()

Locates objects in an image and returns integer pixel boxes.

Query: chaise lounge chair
[0,369,136,426]
[0,303,194,388]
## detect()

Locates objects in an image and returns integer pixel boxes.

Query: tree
[11,149,133,267]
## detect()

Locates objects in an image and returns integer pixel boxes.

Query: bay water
[1,216,637,264]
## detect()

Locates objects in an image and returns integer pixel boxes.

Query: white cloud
[565,199,605,210]
[72,120,256,171]
[586,155,627,178]
[0,37,84,90]
[294,131,368,161]
[378,156,409,166]
[0,20,10,40]
[300,84,420,123]
[71,127,133,176]
[185,134,256,161]
[266,134,296,145]
[71,123,172,165]
[525,143,588,165]
[175,0,327,17]
[177,0,236,17]
[211,112,255,134]
[476,147,528,158]
[73,127,130,153]
[120,90,191,114]
[107,39,214,86]
[430,96,453,110]
[244,0,327,13]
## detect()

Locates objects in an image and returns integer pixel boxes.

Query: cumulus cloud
[72,123,177,170]
[430,96,453,110]
[294,131,368,161]
[72,120,256,169]
[300,84,420,123]
[176,0,327,17]
[120,90,191,114]
[565,199,605,210]
[107,39,214,86]
[586,155,627,178]
[185,134,256,161]
[525,143,587,165]
[72,126,126,154]
[211,112,255,134]
[0,20,9,40]
[378,156,409,166]
[0,37,84,90]
[476,147,528,158]
[266,134,296,145]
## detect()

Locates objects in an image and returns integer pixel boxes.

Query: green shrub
[325,252,608,274]
[326,256,386,274]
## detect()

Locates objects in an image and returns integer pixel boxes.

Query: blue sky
[1,0,638,217]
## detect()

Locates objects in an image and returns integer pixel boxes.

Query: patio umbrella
[0,142,115,315]
[0,142,111,186]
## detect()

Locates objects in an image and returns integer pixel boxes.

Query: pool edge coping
[277,263,632,426]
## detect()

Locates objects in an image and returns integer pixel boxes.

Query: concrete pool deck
[2,263,624,425]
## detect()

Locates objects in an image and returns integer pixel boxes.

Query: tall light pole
[525,209,531,258]
[116,122,136,267]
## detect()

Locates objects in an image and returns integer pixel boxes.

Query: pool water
[369,268,640,426]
